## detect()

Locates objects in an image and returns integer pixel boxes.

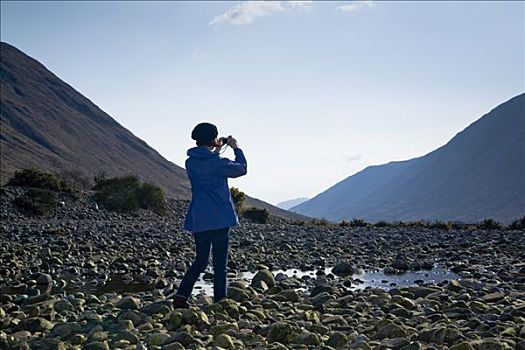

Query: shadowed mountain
[0,41,306,220]
[292,94,525,224]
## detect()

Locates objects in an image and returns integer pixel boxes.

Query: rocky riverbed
[1,187,524,350]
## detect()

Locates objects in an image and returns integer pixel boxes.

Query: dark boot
[173,295,190,309]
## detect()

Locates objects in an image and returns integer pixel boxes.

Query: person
[173,122,247,308]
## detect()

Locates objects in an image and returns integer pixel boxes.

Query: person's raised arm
[219,136,247,178]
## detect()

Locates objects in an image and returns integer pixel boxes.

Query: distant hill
[292,94,525,224]
[277,197,309,210]
[0,41,306,220]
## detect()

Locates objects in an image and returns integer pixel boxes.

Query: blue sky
[1,1,524,204]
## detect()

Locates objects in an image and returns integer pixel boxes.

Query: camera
[219,137,229,146]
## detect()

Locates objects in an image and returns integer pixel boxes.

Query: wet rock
[35,273,53,285]
[181,307,209,327]
[477,339,505,350]
[164,331,194,347]
[20,317,54,333]
[83,341,110,350]
[49,322,80,339]
[375,320,407,339]
[251,269,276,289]
[147,332,171,347]
[326,331,348,348]
[279,289,300,302]
[267,321,293,343]
[210,322,239,336]
[116,296,141,310]
[142,301,171,316]
[227,286,250,302]
[390,295,417,310]
[332,261,355,276]
[293,331,321,346]
[449,342,475,350]
[481,293,504,303]
[215,333,235,349]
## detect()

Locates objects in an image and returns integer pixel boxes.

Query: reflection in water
[192,266,459,296]
[1,266,459,299]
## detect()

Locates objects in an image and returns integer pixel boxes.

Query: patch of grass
[93,175,166,215]
[14,188,57,215]
[478,218,502,230]
[243,207,270,224]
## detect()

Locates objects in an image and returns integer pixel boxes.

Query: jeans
[175,227,229,302]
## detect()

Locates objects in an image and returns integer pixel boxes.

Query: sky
[1,1,524,205]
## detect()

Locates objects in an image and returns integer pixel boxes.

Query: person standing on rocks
[173,122,247,308]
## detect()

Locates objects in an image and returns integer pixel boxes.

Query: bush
[478,218,502,230]
[8,168,71,192]
[56,169,91,191]
[311,218,329,226]
[230,187,245,214]
[339,220,350,227]
[291,220,306,226]
[351,218,368,227]
[14,188,57,215]
[340,218,368,227]
[428,221,451,230]
[508,216,525,230]
[375,221,391,227]
[243,207,270,224]
[93,175,166,214]
[136,183,167,215]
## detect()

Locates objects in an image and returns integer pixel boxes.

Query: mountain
[292,94,525,224]
[0,41,306,220]
[277,197,309,210]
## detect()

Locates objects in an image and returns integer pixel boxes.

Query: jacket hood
[187,146,217,160]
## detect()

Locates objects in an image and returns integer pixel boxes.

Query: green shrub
[137,183,167,215]
[243,207,270,224]
[351,218,368,227]
[340,218,368,227]
[230,187,245,214]
[508,216,525,230]
[14,188,57,215]
[93,175,166,214]
[375,221,390,227]
[428,221,451,230]
[8,168,71,192]
[57,169,91,191]
[339,220,350,227]
[311,218,329,226]
[478,218,502,230]
[291,220,306,226]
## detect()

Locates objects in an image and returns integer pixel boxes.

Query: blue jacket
[183,146,247,232]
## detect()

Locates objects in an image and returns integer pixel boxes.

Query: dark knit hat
[191,122,218,144]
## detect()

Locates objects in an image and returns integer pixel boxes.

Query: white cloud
[337,1,375,12]
[288,1,313,10]
[210,1,286,27]
[210,1,314,27]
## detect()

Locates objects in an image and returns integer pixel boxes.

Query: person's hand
[227,136,239,149]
